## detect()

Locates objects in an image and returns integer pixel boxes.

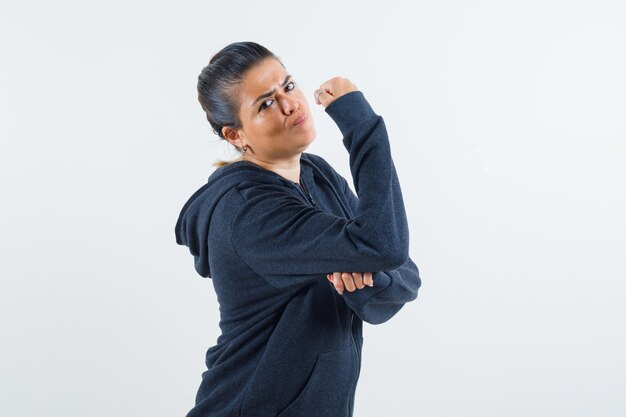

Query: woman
[175,41,422,417]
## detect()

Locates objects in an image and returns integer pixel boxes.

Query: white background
[1,1,625,416]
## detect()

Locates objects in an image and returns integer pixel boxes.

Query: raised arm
[325,138,422,324]
[230,89,410,291]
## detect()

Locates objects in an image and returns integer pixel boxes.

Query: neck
[240,153,302,184]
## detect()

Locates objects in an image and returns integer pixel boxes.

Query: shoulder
[302,152,350,190]
[302,152,344,183]
[302,152,334,172]
[234,182,296,202]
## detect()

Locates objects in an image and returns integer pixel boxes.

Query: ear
[222,126,245,149]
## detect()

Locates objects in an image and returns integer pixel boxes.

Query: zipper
[290,176,318,207]
[299,176,317,207]
[290,173,362,413]
[348,312,361,416]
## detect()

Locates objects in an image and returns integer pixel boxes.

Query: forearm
[336,256,422,324]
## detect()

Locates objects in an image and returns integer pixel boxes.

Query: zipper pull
[300,178,318,207]
[305,191,317,207]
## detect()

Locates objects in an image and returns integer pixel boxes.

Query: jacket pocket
[276,344,356,417]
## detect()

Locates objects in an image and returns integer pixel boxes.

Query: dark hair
[197,41,284,167]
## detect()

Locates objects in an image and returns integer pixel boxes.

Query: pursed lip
[292,113,308,127]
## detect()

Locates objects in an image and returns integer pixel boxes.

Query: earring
[241,145,248,160]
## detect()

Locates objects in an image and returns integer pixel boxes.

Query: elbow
[351,218,409,269]
[375,225,409,268]
[368,250,407,272]
[375,240,409,270]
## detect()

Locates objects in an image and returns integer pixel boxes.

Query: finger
[364,271,374,287]
[342,272,356,292]
[313,89,324,105]
[314,89,334,108]
[352,272,365,289]
[333,272,344,294]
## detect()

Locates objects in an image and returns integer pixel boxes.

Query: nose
[279,95,299,114]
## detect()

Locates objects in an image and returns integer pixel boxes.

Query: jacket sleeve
[329,168,422,324]
[230,91,410,291]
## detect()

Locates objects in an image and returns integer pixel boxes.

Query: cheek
[251,114,284,137]
[297,91,309,107]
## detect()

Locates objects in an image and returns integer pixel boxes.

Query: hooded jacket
[175,91,422,417]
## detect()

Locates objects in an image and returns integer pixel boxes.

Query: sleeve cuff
[324,90,379,137]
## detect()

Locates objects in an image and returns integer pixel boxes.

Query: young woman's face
[227,58,316,160]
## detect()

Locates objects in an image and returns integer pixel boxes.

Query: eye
[259,98,273,111]
[259,81,297,111]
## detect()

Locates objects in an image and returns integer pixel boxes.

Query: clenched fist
[327,271,374,295]
[313,77,359,108]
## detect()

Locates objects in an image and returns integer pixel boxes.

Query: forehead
[239,59,288,102]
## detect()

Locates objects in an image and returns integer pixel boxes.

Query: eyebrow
[252,75,292,107]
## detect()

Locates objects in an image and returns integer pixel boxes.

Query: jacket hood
[174,154,319,278]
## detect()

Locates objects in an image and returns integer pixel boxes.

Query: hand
[327,272,374,295]
[313,77,359,108]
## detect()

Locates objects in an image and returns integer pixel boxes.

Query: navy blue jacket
[175,91,422,417]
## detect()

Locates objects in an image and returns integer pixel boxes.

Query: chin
[295,134,315,153]
[288,127,316,151]
[304,131,316,146]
